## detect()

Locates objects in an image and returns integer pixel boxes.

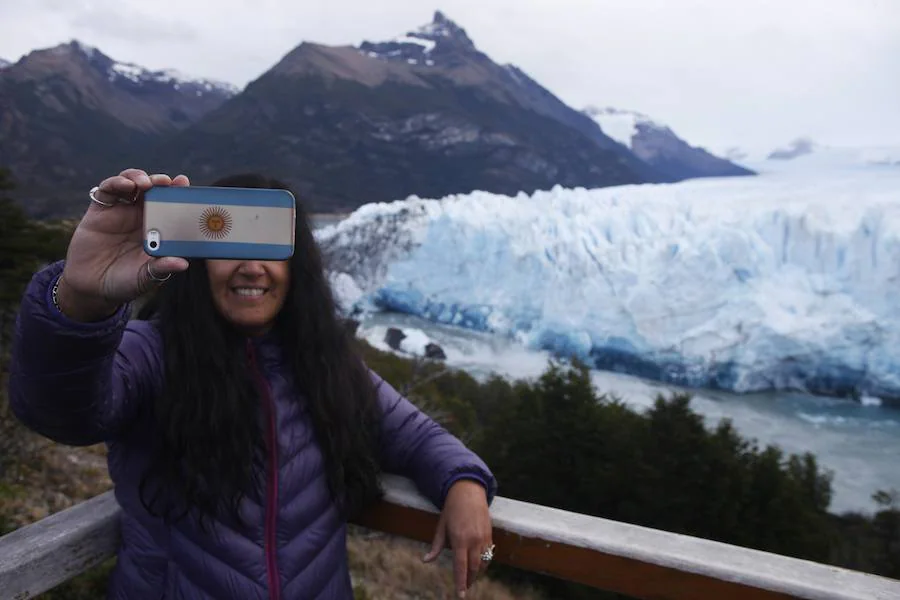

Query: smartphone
[143,186,296,260]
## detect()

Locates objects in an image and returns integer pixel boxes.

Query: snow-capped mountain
[584,106,754,180]
[318,166,900,407]
[46,40,240,98]
[0,40,240,217]
[0,58,10,70]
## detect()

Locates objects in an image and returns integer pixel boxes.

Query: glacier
[316,166,900,406]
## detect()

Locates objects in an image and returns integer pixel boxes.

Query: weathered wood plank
[356,475,900,600]
[2,476,900,600]
[0,490,120,599]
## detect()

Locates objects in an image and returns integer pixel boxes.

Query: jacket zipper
[247,341,282,600]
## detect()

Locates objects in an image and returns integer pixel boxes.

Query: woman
[8,169,497,599]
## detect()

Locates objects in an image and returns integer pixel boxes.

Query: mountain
[0,58,10,70]
[3,12,751,218]
[583,107,754,180]
[0,41,237,217]
[145,11,657,212]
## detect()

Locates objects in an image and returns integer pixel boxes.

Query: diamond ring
[480,543,495,562]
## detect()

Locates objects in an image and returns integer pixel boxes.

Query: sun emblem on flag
[199,206,233,240]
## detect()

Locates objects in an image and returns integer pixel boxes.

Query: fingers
[152,257,189,275]
[422,517,447,563]
[149,173,173,187]
[426,540,487,598]
[453,548,468,598]
[94,169,188,205]
[96,169,150,201]
[468,547,483,588]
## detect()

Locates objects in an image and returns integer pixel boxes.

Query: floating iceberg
[317,167,900,406]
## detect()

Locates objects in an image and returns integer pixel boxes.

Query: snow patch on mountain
[582,106,662,148]
[109,60,239,94]
[52,39,240,96]
[359,10,476,63]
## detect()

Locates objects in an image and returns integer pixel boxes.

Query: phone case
[143,186,296,260]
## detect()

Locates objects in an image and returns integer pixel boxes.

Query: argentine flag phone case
[143,186,296,260]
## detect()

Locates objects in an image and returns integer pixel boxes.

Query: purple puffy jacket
[8,261,497,599]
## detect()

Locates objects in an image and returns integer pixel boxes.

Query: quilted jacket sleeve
[370,370,498,509]
[7,260,163,446]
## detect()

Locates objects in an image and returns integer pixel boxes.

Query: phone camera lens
[149,241,159,250]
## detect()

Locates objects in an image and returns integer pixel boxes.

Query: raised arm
[369,369,498,509]
[8,169,191,446]
[8,261,163,446]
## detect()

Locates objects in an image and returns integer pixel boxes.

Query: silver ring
[480,544,495,562]
[89,186,115,207]
[90,185,138,207]
[146,261,172,283]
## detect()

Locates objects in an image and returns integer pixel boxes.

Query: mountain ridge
[143,11,657,212]
[3,11,751,218]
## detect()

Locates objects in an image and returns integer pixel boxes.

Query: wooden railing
[1,474,899,600]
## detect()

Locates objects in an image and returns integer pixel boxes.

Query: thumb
[139,257,188,291]
[423,518,447,563]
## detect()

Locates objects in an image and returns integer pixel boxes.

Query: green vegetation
[359,346,900,598]
[1,166,898,598]
[0,168,74,481]
[0,168,72,353]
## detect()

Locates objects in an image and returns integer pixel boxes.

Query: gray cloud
[67,2,199,43]
[1,0,897,154]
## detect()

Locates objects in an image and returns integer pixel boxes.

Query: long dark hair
[136,174,383,528]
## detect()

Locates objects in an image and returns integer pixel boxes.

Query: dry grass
[347,530,544,600]
[0,432,111,529]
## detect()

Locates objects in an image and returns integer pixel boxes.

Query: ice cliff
[316,167,900,405]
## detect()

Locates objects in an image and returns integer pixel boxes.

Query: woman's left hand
[423,479,494,598]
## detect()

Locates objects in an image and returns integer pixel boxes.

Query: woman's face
[206,259,291,335]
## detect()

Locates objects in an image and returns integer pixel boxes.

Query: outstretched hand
[423,480,493,598]
[57,168,190,321]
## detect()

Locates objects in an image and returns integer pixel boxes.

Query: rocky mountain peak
[358,10,477,65]
[416,10,476,49]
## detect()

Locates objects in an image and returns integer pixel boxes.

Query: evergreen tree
[0,168,72,360]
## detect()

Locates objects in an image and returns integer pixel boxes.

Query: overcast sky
[1,0,897,154]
